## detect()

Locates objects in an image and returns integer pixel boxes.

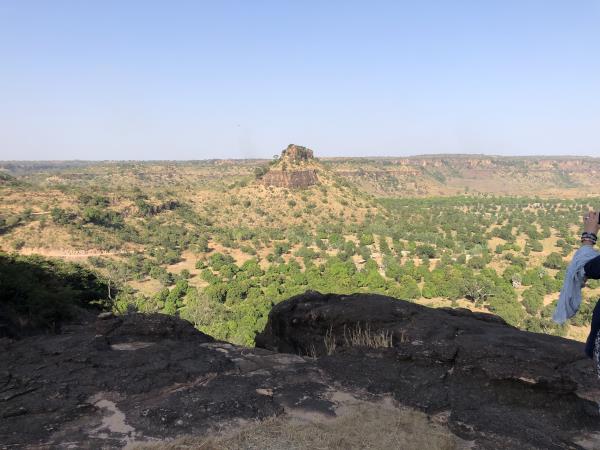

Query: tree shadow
[0,253,110,338]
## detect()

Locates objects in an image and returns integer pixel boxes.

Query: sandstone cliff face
[261,169,319,188]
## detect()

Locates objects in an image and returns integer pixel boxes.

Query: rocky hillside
[2,291,600,449]
[212,143,382,230]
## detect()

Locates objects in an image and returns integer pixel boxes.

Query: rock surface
[261,169,319,189]
[0,313,338,448]
[256,291,600,449]
[3,293,600,449]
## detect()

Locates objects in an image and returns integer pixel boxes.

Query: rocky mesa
[260,144,320,189]
[2,291,600,449]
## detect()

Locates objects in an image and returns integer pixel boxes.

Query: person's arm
[582,211,599,246]
[584,255,600,280]
[583,211,600,279]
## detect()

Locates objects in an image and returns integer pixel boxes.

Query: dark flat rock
[0,313,331,448]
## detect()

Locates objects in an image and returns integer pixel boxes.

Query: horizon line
[1,153,600,163]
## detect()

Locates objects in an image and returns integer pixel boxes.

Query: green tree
[467,255,487,269]
[359,233,375,246]
[460,274,494,303]
[543,252,566,270]
[522,285,545,315]
[397,275,421,299]
[379,236,392,255]
[205,282,228,303]
[415,244,437,258]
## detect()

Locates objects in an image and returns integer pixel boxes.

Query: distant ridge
[2,153,600,197]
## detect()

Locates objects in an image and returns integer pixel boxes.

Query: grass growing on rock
[324,323,395,355]
[342,323,394,349]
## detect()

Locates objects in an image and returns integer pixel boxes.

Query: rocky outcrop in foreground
[2,313,329,448]
[2,292,600,449]
[256,291,600,449]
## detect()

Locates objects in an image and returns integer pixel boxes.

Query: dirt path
[19,248,132,258]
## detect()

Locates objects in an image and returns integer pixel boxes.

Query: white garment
[553,245,600,324]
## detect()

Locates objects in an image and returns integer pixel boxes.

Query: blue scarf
[553,245,599,324]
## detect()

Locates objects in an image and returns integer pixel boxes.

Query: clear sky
[0,1,599,160]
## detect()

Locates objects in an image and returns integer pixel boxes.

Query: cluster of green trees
[110,243,569,346]
[90,195,600,345]
[113,253,422,345]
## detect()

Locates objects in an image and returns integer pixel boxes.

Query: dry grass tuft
[134,401,466,450]
[342,323,394,349]
[324,325,337,355]
[306,343,318,360]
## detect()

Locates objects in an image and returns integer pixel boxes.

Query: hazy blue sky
[1,1,599,160]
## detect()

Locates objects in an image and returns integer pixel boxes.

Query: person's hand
[584,211,600,235]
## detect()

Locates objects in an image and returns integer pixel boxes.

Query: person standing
[553,211,600,376]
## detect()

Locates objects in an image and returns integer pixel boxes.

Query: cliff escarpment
[260,169,319,188]
[325,155,600,197]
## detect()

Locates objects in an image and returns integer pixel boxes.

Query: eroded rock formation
[281,144,314,162]
[261,144,319,189]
